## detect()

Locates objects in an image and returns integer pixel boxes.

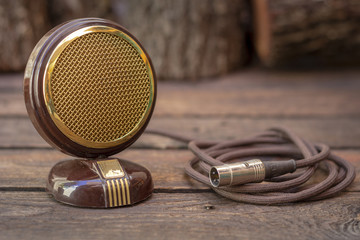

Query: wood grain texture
[1,117,360,149]
[48,0,113,25]
[0,149,358,191]
[253,0,360,67]
[2,70,360,117]
[0,69,359,240]
[1,191,360,240]
[119,0,249,80]
[0,149,199,189]
[0,0,49,71]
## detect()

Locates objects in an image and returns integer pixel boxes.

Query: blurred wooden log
[116,0,250,80]
[49,0,113,25]
[253,0,360,67]
[0,0,49,71]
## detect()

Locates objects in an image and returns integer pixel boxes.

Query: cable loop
[146,127,356,204]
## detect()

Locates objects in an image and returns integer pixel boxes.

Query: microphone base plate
[46,158,153,208]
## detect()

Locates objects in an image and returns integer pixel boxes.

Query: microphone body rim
[24,18,157,158]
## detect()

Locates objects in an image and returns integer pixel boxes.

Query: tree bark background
[0,0,49,71]
[1,0,359,77]
[117,0,250,80]
[1,0,250,80]
[253,0,360,67]
[49,0,113,25]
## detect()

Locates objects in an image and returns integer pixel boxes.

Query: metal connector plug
[210,159,296,187]
[210,159,265,187]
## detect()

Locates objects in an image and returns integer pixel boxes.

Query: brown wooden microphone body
[24,18,156,208]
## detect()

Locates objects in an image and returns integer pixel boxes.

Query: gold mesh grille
[50,32,151,143]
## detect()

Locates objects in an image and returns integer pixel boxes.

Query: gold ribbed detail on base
[106,178,131,207]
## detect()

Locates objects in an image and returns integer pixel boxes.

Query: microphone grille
[25,19,156,157]
[49,32,152,144]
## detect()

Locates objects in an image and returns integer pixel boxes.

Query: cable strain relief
[264,159,296,179]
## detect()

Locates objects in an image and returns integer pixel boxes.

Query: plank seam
[1,146,360,151]
[0,187,213,193]
[0,187,358,193]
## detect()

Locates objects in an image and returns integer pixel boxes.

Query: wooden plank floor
[1,69,359,240]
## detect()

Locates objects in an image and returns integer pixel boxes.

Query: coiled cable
[146,127,356,205]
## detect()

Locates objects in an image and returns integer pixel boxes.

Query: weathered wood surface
[1,117,360,149]
[0,149,359,192]
[0,149,198,190]
[0,69,359,239]
[2,69,360,117]
[1,191,360,240]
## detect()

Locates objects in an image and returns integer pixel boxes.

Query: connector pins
[210,159,265,187]
[209,159,296,187]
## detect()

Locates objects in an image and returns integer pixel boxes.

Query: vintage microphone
[24,18,355,207]
[24,18,156,208]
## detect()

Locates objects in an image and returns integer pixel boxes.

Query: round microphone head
[24,18,156,158]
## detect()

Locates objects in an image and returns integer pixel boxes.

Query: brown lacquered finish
[47,158,153,208]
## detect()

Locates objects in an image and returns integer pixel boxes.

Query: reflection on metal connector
[209,159,265,187]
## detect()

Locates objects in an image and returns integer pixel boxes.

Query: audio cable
[146,127,356,205]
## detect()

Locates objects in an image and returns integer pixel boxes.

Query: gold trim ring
[43,26,155,149]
